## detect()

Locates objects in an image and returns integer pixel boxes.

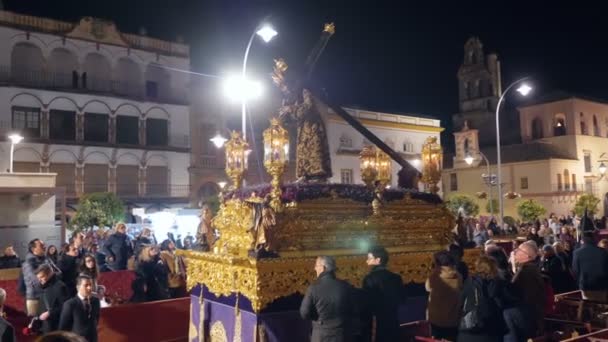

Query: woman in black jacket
[135,245,169,301]
[458,256,509,342]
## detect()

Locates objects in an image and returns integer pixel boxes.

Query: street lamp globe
[600,162,607,175]
[210,133,228,148]
[516,83,532,96]
[217,181,227,190]
[8,133,23,144]
[464,154,474,165]
[256,25,278,43]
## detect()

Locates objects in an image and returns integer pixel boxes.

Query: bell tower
[453,121,480,169]
[453,37,502,146]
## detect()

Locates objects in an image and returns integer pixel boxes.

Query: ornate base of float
[183,249,480,342]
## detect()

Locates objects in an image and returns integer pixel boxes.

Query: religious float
[181,23,471,342]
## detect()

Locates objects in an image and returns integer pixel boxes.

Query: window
[531,118,543,139]
[584,153,592,173]
[593,115,601,136]
[554,116,566,136]
[403,142,414,153]
[12,106,40,138]
[146,118,168,146]
[450,173,458,191]
[147,166,168,196]
[84,113,108,142]
[340,169,353,184]
[564,169,570,191]
[339,135,353,148]
[572,174,577,191]
[580,113,588,135]
[116,116,139,145]
[520,177,529,189]
[464,138,470,155]
[146,81,158,98]
[557,174,562,191]
[49,110,75,141]
[585,179,594,195]
[116,165,139,196]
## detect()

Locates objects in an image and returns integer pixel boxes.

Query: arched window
[464,138,470,155]
[580,113,588,135]
[11,42,45,85]
[531,117,544,139]
[115,57,142,97]
[145,63,171,100]
[83,53,111,92]
[553,115,566,136]
[593,115,601,136]
[48,48,78,88]
[564,169,570,191]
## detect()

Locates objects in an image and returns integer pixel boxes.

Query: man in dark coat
[360,246,403,342]
[0,288,17,342]
[35,264,69,334]
[300,256,355,342]
[58,244,80,297]
[0,246,20,270]
[59,275,101,342]
[573,232,608,302]
[103,223,133,271]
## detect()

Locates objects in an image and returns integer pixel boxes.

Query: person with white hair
[0,288,17,342]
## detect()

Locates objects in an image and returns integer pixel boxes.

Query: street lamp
[225,21,278,142]
[210,133,228,149]
[496,78,532,225]
[8,133,23,173]
[465,150,494,215]
[599,162,607,176]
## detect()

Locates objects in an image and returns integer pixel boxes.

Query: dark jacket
[22,253,58,299]
[300,271,355,342]
[59,296,101,342]
[512,261,546,332]
[361,265,403,341]
[58,254,79,296]
[136,256,169,301]
[0,255,20,269]
[0,317,16,342]
[573,243,608,291]
[457,276,509,342]
[40,275,70,333]
[103,232,133,270]
[541,254,571,294]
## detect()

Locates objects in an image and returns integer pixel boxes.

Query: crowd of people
[0,222,189,341]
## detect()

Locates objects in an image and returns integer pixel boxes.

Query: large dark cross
[300,23,421,188]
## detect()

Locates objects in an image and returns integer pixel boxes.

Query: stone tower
[453,37,502,146]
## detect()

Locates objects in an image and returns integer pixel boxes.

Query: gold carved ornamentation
[225,131,249,190]
[180,249,465,313]
[263,118,289,212]
[211,199,254,258]
[210,321,228,342]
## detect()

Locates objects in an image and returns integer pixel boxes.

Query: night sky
[4,0,608,143]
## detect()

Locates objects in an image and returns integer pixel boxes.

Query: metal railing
[551,183,596,194]
[0,66,188,104]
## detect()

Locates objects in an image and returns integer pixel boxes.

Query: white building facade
[0,11,191,211]
[326,107,443,188]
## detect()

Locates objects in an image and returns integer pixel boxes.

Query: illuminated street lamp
[224,131,249,189]
[210,133,228,149]
[359,145,378,188]
[599,162,607,176]
[223,21,278,141]
[496,78,532,225]
[464,150,494,214]
[8,133,23,173]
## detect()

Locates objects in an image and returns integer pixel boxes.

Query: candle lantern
[421,136,443,194]
[375,149,392,188]
[359,145,378,188]
[263,118,289,211]
[225,131,249,189]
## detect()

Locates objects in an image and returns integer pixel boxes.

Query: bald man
[511,241,545,338]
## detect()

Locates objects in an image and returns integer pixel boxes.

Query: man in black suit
[300,256,355,342]
[360,246,404,342]
[0,288,17,342]
[59,275,100,342]
[573,232,608,302]
[36,264,69,334]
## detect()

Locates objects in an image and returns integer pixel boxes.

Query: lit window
[340,169,353,184]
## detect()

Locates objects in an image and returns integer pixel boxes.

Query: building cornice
[328,114,444,133]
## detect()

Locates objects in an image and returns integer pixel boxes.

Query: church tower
[453,37,502,146]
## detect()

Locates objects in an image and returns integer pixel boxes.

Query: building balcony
[62,183,190,201]
[551,183,596,195]
[0,66,189,106]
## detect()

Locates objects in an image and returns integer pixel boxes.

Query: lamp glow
[411,159,421,167]
[256,25,278,43]
[464,154,474,165]
[218,181,227,189]
[600,162,607,175]
[223,76,263,102]
[516,84,532,96]
[8,134,23,144]
[210,133,227,148]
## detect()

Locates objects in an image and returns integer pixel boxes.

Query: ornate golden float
[181,116,461,313]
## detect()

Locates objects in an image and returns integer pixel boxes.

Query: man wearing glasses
[512,241,545,339]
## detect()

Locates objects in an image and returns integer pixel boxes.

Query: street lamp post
[239,23,277,141]
[496,78,532,225]
[8,133,24,173]
[465,150,494,214]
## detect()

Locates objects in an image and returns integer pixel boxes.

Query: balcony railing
[551,183,596,194]
[62,183,190,198]
[0,66,188,105]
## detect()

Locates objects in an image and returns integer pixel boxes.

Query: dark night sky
[4,0,608,142]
